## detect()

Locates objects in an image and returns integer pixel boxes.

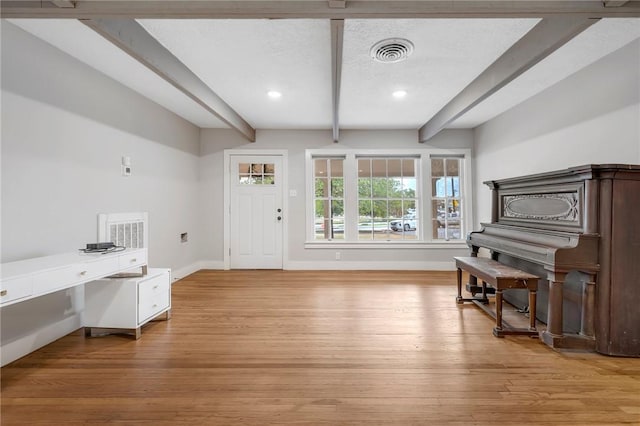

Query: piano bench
[454,256,539,338]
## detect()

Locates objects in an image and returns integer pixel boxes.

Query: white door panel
[230,155,283,269]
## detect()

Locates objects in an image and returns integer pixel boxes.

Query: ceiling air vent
[370,38,414,63]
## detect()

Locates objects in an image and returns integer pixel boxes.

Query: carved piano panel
[469,164,640,356]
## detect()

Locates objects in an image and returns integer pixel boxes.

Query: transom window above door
[239,163,276,185]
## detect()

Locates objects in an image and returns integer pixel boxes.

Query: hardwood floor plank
[2,270,639,425]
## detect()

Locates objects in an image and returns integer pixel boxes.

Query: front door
[229,155,283,269]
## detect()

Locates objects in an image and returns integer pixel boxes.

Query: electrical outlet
[335,252,341,260]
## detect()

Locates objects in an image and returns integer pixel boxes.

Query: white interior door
[230,155,283,269]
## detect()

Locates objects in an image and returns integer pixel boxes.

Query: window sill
[304,241,468,249]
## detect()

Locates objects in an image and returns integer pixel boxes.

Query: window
[313,158,344,240]
[239,162,275,185]
[430,157,462,241]
[307,149,470,245]
[357,157,418,241]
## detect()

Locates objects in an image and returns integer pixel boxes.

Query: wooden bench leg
[529,290,537,331]
[456,267,463,304]
[493,289,504,338]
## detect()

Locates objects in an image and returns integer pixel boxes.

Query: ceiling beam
[2,1,640,19]
[418,16,599,142]
[81,18,255,142]
[51,1,75,8]
[331,19,344,143]
[603,1,630,6]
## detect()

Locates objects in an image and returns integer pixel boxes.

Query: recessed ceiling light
[393,90,407,99]
[267,90,282,99]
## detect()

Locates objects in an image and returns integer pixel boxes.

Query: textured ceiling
[340,18,538,129]
[140,19,333,129]
[7,17,640,133]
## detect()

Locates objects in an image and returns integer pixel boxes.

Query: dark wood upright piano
[468,164,640,356]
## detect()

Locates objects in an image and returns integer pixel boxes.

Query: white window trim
[305,148,472,247]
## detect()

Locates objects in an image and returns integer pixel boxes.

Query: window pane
[331,200,344,218]
[358,177,372,198]
[264,163,275,174]
[404,200,416,217]
[263,175,274,185]
[431,158,444,177]
[359,199,372,218]
[358,159,371,177]
[372,178,387,197]
[446,159,459,176]
[331,178,343,197]
[315,178,328,197]
[389,200,403,219]
[402,177,416,196]
[315,200,328,220]
[330,159,343,177]
[372,159,386,177]
[314,159,327,177]
[402,159,415,177]
[239,163,250,174]
[373,200,388,219]
[387,159,402,178]
[388,178,403,198]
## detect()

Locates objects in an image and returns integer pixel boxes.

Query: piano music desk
[455,256,539,338]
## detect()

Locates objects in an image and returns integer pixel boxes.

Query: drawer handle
[152,304,157,308]
[131,258,137,262]
[153,285,159,289]
[0,290,7,297]
[80,271,87,276]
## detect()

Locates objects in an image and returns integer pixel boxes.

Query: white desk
[0,248,147,307]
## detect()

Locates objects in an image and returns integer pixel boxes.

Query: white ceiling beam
[2,1,640,19]
[418,16,599,142]
[328,1,346,8]
[603,1,630,6]
[51,1,75,8]
[331,19,344,143]
[81,18,255,141]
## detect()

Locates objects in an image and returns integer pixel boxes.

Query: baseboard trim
[172,261,225,282]
[1,314,82,367]
[285,260,456,271]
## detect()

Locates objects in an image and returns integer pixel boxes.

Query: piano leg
[580,273,596,338]
[541,280,564,346]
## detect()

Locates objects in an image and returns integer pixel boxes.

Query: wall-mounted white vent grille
[98,212,148,249]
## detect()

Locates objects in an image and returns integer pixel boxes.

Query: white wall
[199,128,474,270]
[1,23,202,365]
[473,39,640,227]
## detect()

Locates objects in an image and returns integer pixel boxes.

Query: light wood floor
[2,270,639,425]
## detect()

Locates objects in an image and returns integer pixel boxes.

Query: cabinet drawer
[137,271,170,323]
[119,250,147,270]
[0,275,33,305]
[82,256,120,280]
[33,266,75,294]
[138,291,170,324]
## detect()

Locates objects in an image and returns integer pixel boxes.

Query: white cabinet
[84,268,171,339]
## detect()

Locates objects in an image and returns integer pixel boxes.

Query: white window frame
[305,148,472,249]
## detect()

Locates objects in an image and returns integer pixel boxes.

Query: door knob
[277,216,282,221]
[277,208,282,212]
